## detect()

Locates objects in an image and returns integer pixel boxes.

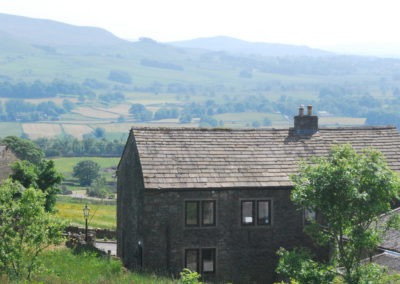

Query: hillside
[1,13,400,138]
[169,36,333,57]
[0,13,125,47]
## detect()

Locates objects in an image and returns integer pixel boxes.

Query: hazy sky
[1,0,399,47]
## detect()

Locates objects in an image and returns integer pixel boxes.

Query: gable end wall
[117,131,145,268]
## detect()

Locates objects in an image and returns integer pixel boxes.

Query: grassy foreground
[29,248,177,284]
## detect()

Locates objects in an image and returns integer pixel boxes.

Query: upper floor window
[185,200,216,227]
[304,208,316,223]
[241,200,271,226]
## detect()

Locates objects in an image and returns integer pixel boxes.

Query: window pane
[185,249,199,272]
[257,201,270,225]
[186,201,199,226]
[241,201,254,225]
[202,201,215,226]
[202,249,215,273]
[305,208,316,222]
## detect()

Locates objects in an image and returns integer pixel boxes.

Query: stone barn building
[117,106,400,283]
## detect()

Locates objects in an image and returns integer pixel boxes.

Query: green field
[53,156,119,182]
[213,112,290,128]
[55,199,116,230]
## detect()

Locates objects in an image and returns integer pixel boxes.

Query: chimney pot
[298,105,304,116]
[307,105,313,116]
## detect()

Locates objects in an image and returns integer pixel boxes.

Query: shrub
[180,268,202,284]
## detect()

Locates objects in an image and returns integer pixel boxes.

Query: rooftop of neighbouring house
[126,106,400,190]
[367,252,400,273]
[378,207,400,253]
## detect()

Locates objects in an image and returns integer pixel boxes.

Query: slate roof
[131,126,400,189]
[367,252,400,273]
[378,207,400,253]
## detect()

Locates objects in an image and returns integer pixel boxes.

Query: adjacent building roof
[379,207,400,253]
[368,252,400,273]
[131,126,400,189]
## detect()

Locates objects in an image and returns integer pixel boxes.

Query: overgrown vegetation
[277,145,400,283]
[3,136,63,211]
[0,180,65,281]
[29,248,178,284]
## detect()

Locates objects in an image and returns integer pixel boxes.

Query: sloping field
[22,123,62,139]
[213,112,290,128]
[62,124,93,139]
[0,122,22,137]
[72,107,119,119]
[319,116,366,126]
[99,123,133,133]
[97,104,131,116]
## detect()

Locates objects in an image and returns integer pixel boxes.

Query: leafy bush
[276,247,335,284]
[180,268,202,284]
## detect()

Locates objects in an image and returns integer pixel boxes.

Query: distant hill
[0,13,126,46]
[169,36,334,57]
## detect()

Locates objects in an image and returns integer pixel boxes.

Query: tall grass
[31,248,178,284]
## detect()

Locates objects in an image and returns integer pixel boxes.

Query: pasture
[55,199,116,230]
[53,156,119,182]
[213,112,290,128]
[22,123,63,139]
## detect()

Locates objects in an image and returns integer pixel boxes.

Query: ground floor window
[184,248,216,274]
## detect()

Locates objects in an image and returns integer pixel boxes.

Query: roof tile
[131,127,400,189]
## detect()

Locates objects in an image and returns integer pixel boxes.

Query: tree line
[0,79,94,98]
[33,135,125,157]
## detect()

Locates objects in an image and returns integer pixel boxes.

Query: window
[202,248,216,273]
[185,248,216,274]
[185,201,199,226]
[185,200,216,227]
[202,201,216,226]
[304,208,316,222]
[241,201,254,225]
[241,200,271,226]
[257,200,270,225]
[185,249,199,272]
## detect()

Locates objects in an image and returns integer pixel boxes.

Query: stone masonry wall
[117,132,145,269]
[140,187,315,284]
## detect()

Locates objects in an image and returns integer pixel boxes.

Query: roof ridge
[131,125,397,132]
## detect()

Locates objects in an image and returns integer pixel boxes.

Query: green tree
[129,103,153,121]
[289,145,400,283]
[11,160,63,212]
[179,113,192,124]
[108,70,132,84]
[87,176,110,199]
[276,248,335,283]
[93,127,106,138]
[252,120,261,128]
[73,160,101,186]
[2,136,44,164]
[0,180,65,281]
[263,117,272,126]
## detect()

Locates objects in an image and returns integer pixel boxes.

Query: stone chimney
[294,105,318,135]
